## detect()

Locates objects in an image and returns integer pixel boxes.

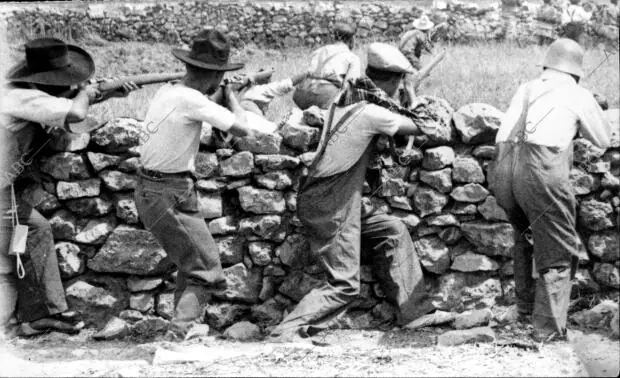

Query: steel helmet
[541,38,585,77]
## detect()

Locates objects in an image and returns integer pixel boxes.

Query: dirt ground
[2,324,619,377]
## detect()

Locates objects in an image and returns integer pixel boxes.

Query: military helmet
[541,38,585,77]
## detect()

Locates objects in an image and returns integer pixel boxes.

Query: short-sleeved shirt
[312,103,412,177]
[139,83,235,173]
[242,78,294,114]
[308,43,361,86]
[561,4,592,24]
[496,69,611,150]
[399,29,432,60]
[0,85,73,188]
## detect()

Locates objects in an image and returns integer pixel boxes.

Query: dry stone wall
[16,99,620,333]
[5,1,619,48]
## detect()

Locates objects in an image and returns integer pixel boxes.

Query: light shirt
[242,78,294,113]
[308,42,361,86]
[312,103,411,177]
[140,83,235,173]
[561,4,592,24]
[496,69,610,150]
[0,85,72,132]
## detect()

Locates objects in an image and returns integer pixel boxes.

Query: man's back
[308,42,361,86]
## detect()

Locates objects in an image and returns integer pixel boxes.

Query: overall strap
[308,101,367,173]
[506,83,533,142]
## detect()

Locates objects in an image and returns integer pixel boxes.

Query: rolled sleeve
[188,95,236,132]
[577,94,612,149]
[4,88,72,130]
[365,105,408,137]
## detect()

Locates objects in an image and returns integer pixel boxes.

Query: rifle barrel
[97,72,185,91]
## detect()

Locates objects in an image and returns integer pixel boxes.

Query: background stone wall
[16,98,620,333]
[5,1,619,48]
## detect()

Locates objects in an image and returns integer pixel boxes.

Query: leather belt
[139,167,195,180]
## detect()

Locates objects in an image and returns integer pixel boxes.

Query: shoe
[29,317,85,335]
[17,323,46,337]
[164,322,210,342]
[530,329,568,343]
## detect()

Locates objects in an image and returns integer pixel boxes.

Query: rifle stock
[413,50,447,90]
[97,72,185,91]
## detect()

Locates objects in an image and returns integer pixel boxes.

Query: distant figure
[398,14,435,71]
[560,0,593,45]
[292,21,361,110]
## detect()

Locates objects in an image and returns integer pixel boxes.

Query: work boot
[166,285,210,341]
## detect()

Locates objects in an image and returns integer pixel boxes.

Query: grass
[3,39,619,123]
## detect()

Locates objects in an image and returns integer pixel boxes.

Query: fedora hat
[172,29,244,71]
[6,38,95,86]
[412,15,435,31]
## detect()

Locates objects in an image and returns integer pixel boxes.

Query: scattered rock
[251,298,284,326]
[437,326,496,346]
[92,317,129,341]
[571,300,619,330]
[223,321,261,340]
[205,303,250,330]
[131,317,169,336]
[453,308,493,329]
[404,310,457,329]
[453,103,502,144]
[65,280,122,328]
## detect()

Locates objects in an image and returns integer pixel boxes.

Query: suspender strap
[506,83,533,142]
[308,102,367,174]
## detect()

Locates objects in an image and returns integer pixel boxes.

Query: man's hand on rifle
[91,78,141,104]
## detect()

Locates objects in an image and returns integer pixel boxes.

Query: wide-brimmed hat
[6,38,95,86]
[172,29,244,71]
[413,15,435,31]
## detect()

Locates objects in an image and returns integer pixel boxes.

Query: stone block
[453,103,502,144]
[278,270,323,302]
[214,263,263,304]
[55,242,86,279]
[280,123,320,151]
[419,168,453,193]
[275,234,312,268]
[579,199,615,231]
[237,186,286,214]
[451,252,500,272]
[588,231,620,262]
[90,118,141,153]
[234,132,282,154]
[414,236,451,274]
[220,151,254,177]
[49,210,78,240]
[87,152,122,172]
[452,156,485,184]
[477,196,509,221]
[255,170,293,190]
[130,293,154,313]
[215,235,245,266]
[195,152,219,179]
[40,152,90,181]
[56,179,101,200]
[413,187,449,217]
[450,183,490,202]
[198,192,223,219]
[248,242,273,266]
[99,170,137,191]
[209,216,238,235]
[238,215,282,238]
[127,277,163,292]
[74,216,117,245]
[461,221,515,257]
[114,193,139,224]
[422,146,455,170]
[65,196,114,217]
[204,303,250,330]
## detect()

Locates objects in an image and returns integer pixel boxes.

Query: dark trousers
[134,173,225,324]
[1,189,68,323]
[489,142,579,335]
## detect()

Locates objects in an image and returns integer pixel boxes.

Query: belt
[139,167,196,180]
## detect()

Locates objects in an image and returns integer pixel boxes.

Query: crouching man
[134,30,258,341]
[269,43,435,342]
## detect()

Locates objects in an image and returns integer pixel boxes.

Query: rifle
[412,49,447,90]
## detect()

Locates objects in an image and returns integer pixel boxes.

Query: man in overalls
[488,38,611,342]
[269,43,435,342]
[1,38,136,336]
[398,14,435,71]
[292,21,361,110]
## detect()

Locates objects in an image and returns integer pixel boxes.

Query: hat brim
[6,45,95,86]
[172,49,244,71]
[413,21,435,31]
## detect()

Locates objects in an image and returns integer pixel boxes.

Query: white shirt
[140,84,235,173]
[313,103,410,177]
[242,78,294,113]
[496,69,610,150]
[308,42,362,86]
[0,85,73,132]
[561,4,592,24]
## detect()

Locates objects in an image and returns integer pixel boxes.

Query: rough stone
[196,179,226,192]
[452,157,485,184]
[302,106,325,127]
[204,303,250,330]
[419,168,453,193]
[285,191,297,212]
[255,154,300,171]
[437,326,496,346]
[391,210,421,231]
[131,317,169,336]
[451,252,500,272]
[92,317,129,341]
[388,195,413,211]
[453,308,493,329]
[117,309,145,323]
[413,187,449,217]
[127,277,163,292]
[472,145,496,159]
[49,210,78,240]
[219,151,255,178]
[74,216,117,245]
[422,146,455,170]
[214,263,262,303]
[65,280,122,328]
[588,231,620,262]
[99,170,137,191]
[275,234,311,268]
[439,227,462,245]
[414,236,451,274]
[223,321,261,340]
[450,183,490,202]
[579,199,614,231]
[571,300,619,330]
[248,242,273,266]
[215,235,245,266]
[461,221,515,257]
[48,128,90,152]
[118,157,140,173]
[477,196,509,221]
[87,152,122,172]
[426,214,459,226]
[278,270,323,302]
[573,138,606,165]
[90,118,141,153]
[237,186,286,214]
[572,269,601,296]
[195,152,219,179]
[251,298,284,326]
[19,183,61,215]
[89,225,174,275]
[431,272,502,311]
[414,96,455,145]
[453,103,503,144]
[129,293,154,313]
[208,216,238,235]
[55,242,86,279]
[255,170,293,190]
[280,123,320,151]
[449,202,478,215]
[592,263,620,288]
[114,193,139,224]
[155,293,174,320]
[570,168,599,195]
[56,179,101,200]
[234,132,283,154]
[65,196,114,217]
[40,152,90,181]
[198,192,223,219]
[238,215,281,238]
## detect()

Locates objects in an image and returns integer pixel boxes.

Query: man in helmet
[488,38,611,342]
